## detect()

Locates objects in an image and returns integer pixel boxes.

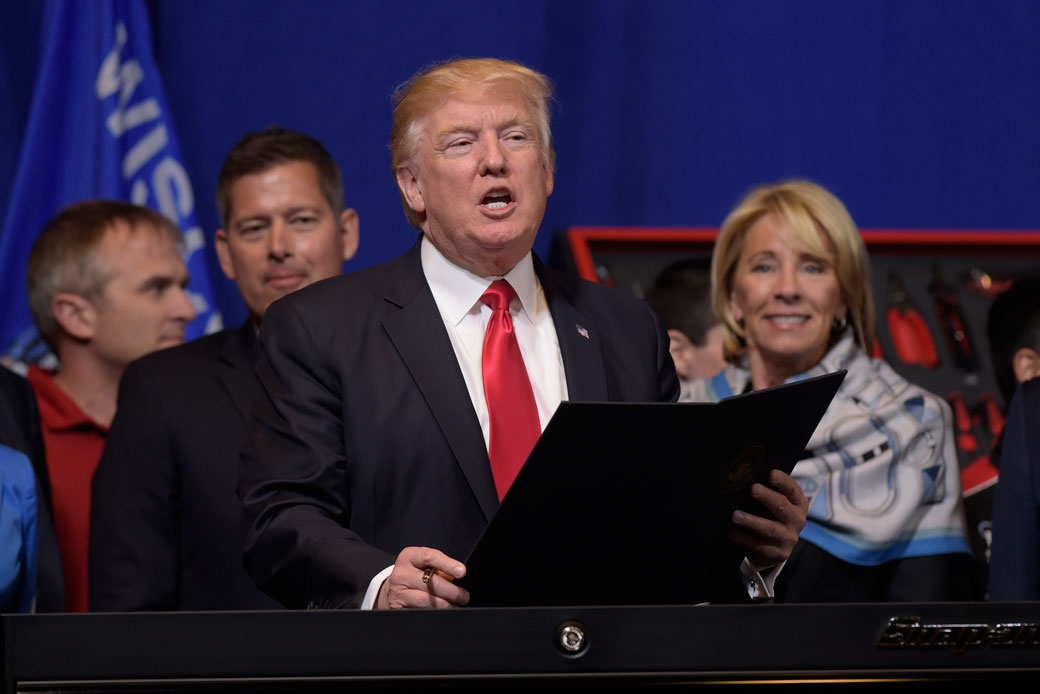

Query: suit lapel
[218,320,262,425]
[380,243,499,521]
[537,260,609,402]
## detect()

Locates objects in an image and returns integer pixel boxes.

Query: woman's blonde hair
[711,179,875,362]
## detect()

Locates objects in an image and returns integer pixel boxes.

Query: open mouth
[767,315,809,325]
[481,191,513,210]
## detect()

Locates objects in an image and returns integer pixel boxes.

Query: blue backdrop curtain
[3,0,1038,329]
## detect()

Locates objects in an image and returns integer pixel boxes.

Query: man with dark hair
[237,58,808,611]
[979,276,1040,599]
[25,200,196,612]
[644,258,727,388]
[89,127,358,611]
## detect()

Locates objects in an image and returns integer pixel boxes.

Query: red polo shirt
[26,365,108,612]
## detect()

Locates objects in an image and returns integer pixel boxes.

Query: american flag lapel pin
[575,324,589,340]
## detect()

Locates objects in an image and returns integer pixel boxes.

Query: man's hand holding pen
[375,546,470,609]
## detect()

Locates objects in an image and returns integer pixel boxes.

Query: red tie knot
[480,279,517,312]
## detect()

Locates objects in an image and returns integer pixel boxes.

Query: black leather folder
[458,369,846,607]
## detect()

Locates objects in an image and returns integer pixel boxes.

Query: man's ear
[666,328,689,346]
[1012,347,1040,384]
[338,208,360,261]
[51,292,97,341]
[666,328,694,376]
[395,164,425,215]
[214,228,236,281]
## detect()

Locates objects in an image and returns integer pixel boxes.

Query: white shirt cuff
[740,557,786,600]
[360,565,395,610]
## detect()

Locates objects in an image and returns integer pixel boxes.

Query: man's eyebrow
[495,114,531,131]
[283,205,323,217]
[435,122,478,141]
[137,274,179,292]
[435,115,532,141]
[233,214,271,228]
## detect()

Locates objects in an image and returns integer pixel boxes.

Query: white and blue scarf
[682,335,972,566]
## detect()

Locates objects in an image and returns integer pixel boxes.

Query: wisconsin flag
[0,0,221,365]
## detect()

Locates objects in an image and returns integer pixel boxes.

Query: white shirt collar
[420,235,539,326]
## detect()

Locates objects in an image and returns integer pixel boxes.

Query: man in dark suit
[89,127,358,611]
[238,58,809,611]
[989,377,1040,600]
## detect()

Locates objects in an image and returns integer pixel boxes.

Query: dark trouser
[775,539,982,603]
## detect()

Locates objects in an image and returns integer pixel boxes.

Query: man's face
[216,160,358,323]
[88,222,196,368]
[395,83,554,277]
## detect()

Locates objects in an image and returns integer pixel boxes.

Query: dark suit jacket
[238,239,679,609]
[0,365,64,611]
[988,377,1040,600]
[89,322,282,611]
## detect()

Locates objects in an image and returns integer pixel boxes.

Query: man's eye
[448,139,472,148]
[292,216,318,226]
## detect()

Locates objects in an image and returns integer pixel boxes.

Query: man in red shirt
[25,200,196,611]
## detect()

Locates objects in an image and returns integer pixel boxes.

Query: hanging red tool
[960,391,1004,497]
[966,268,1015,299]
[885,272,939,368]
[974,391,1006,450]
[929,264,979,374]
[947,391,978,454]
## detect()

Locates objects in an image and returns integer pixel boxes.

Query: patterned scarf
[682,334,971,566]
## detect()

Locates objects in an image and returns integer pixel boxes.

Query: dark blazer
[988,377,1040,600]
[0,365,64,611]
[238,240,679,609]
[89,321,282,611]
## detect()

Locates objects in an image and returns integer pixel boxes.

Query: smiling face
[215,160,357,323]
[729,213,847,383]
[394,82,554,277]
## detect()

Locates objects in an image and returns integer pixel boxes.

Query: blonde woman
[685,180,976,602]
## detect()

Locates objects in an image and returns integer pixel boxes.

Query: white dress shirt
[361,237,567,608]
[419,236,568,447]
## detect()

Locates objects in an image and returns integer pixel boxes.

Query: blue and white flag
[0,0,222,365]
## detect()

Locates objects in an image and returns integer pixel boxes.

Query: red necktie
[480,279,541,500]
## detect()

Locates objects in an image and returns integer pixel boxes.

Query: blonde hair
[390,57,556,229]
[711,179,875,362]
